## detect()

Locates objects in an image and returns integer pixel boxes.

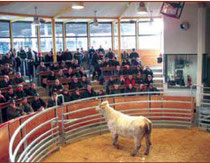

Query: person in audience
[57,50,63,64]
[65,68,75,79]
[12,52,21,73]
[16,84,27,99]
[137,84,145,93]
[116,75,125,85]
[80,76,89,88]
[92,60,102,81]
[31,93,46,112]
[83,84,96,98]
[74,48,84,65]
[111,57,120,67]
[132,57,142,67]
[60,61,68,70]
[123,65,133,75]
[44,51,54,68]
[0,75,13,88]
[145,74,153,86]
[1,63,14,75]
[35,52,45,67]
[26,83,37,96]
[111,84,123,94]
[72,59,80,69]
[71,88,82,101]
[27,48,35,82]
[47,92,62,108]
[56,69,65,78]
[125,75,136,87]
[148,84,159,93]
[0,90,6,103]
[105,48,115,60]
[36,62,48,88]
[50,62,60,71]
[4,87,17,101]
[14,72,25,85]
[18,47,27,76]
[121,50,129,63]
[69,76,81,90]
[91,50,100,68]
[98,89,106,96]
[106,76,115,94]
[114,65,123,76]
[3,52,12,65]
[20,97,34,114]
[7,99,25,121]
[75,67,86,78]
[62,88,71,102]
[51,79,64,94]
[62,49,73,67]
[88,46,95,68]
[135,72,144,85]
[143,65,153,78]
[130,48,139,59]
[122,58,131,66]
[98,45,105,55]
[125,83,136,93]
[47,71,56,81]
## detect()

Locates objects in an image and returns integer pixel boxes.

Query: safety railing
[9,91,195,162]
[199,86,210,131]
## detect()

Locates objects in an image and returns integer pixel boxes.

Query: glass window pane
[139,19,163,35]
[0,38,10,54]
[13,22,37,37]
[56,23,63,37]
[40,38,52,52]
[121,36,135,50]
[66,23,87,37]
[114,23,118,36]
[114,36,118,50]
[40,23,52,37]
[14,38,38,51]
[139,35,161,49]
[66,37,87,51]
[121,23,135,36]
[0,21,10,37]
[90,23,111,36]
[90,37,111,50]
[56,38,63,51]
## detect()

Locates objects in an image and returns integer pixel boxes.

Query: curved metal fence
[9,91,195,162]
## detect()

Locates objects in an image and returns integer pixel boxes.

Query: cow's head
[96,101,109,114]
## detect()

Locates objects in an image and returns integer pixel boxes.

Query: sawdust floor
[44,127,210,162]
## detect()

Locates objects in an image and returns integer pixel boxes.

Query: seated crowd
[0,46,159,123]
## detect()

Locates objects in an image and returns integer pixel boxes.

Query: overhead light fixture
[137,2,147,14]
[150,10,154,23]
[72,2,84,10]
[93,10,98,26]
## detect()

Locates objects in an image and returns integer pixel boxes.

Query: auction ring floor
[44,127,210,162]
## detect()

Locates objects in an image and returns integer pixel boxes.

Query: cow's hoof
[144,152,149,155]
[131,153,136,157]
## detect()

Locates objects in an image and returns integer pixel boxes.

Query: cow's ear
[100,101,109,109]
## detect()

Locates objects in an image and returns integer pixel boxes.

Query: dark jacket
[18,50,27,59]
[31,98,46,112]
[7,106,22,120]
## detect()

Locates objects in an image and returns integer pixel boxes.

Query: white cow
[96,101,152,156]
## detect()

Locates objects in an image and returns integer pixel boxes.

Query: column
[117,18,122,64]
[52,18,57,63]
[63,22,66,50]
[9,21,14,50]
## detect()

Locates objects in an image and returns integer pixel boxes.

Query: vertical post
[196,5,206,107]
[9,21,14,50]
[135,20,139,50]
[37,25,41,52]
[117,18,122,64]
[112,21,115,50]
[63,22,66,50]
[52,18,57,63]
[87,22,90,49]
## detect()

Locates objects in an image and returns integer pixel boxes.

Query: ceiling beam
[53,6,72,19]
[10,17,26,22]
[118,2,132,19]
[0,2,13,7]
[0,12,52,18]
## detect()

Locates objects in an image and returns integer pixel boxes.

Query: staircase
[151,65,164,91]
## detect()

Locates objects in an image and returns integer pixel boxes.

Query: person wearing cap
[71,88,82,101]
[26,83,37,96]
[62,89,71,102]
[31,93,46,112]
[16,84,27,99]
[145,74,153,87]
[0,75,13,88]
[105,48,115,60]
[143,65,153,78]
[129,48,139,59]
[7,99,25,121]
[47,92,62,108]
[20,97,34,114]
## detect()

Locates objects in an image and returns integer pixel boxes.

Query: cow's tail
[145,120,152,135]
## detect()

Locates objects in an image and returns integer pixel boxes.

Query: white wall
[163,3,198,54]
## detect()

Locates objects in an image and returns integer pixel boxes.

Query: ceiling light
[137,2,147,14]
[72,2,84,10]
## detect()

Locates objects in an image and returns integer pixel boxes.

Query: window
[139,19,163,49]
[56,23,63,51]
[66,23,87,50]
[90,23,112,50]
[114,22,136,50]
[165,54,197,88]
[40,23,52,52]
[12,22,38,51]
[0,21,10,54]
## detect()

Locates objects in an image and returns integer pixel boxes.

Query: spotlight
[137,2,147,14]
[72,2,84,10]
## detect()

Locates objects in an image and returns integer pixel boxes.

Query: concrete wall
[163,3,198,54]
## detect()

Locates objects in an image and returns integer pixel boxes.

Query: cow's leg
[144,134,151,155]
[131,134,144,156]
[112,133,119,149]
